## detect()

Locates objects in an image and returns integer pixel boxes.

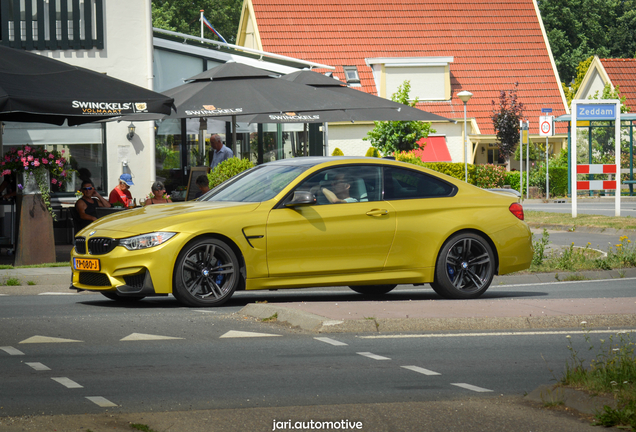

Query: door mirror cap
[285,191,317,207]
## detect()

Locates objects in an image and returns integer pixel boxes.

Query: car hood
[77,201,262,237]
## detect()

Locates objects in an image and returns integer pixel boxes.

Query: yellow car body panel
[70,157,533,304]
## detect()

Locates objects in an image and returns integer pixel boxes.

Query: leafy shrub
[504,171,527,195]
[550,166,568,197]
[395,152,477,183]
[365,147,381,157]
[331,148,344,156]
[474,164,507,189]
[208,157,254,188]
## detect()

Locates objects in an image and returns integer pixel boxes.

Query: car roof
[264,156,391,168]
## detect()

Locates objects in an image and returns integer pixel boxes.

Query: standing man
[209,134,233,170]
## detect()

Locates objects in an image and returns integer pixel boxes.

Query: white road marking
[86,396,118,407]
[52,377,83,389]
[120,333,184,341]
[451,383,493,393]
[357,352,391,361]
[193,310,219,314]
[0,346,24,355]
[26,362,51,371]
[360,329,636,339]
[20,336,83,344]
[314,337,348,346]
[401,365,441,376]
[38,292,79,296]
[219,330,281,338]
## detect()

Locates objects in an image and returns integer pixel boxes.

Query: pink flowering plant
[2,145,74,219]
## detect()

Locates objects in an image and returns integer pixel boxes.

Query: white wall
[35,0,154,201]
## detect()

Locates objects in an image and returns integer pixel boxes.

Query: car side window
[293,165,382,205]
[383,167,455,200]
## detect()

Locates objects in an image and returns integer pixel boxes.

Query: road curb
[240,303,636,333]
[525,384,617,416]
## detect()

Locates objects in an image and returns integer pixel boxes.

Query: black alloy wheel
[432,233,494,299]
[174,238,240,307]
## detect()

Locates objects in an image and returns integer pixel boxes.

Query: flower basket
[2,145,74,220]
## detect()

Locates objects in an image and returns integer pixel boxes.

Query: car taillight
[509,203,524,220]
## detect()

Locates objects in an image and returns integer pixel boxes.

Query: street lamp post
[457,91,473,182]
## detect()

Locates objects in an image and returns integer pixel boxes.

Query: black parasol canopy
[245,70,453,124]
[0,45,174,126]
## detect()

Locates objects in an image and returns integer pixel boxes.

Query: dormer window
[365,57,454,101]
[343,66,360,85]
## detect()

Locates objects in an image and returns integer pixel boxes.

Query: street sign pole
[519,120,523,200]
[540,109,554,201]
[526,121,530,199]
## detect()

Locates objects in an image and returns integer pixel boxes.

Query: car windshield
[201,164,308,202]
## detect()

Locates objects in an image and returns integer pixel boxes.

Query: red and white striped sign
[577,180,617,191]
[576,164,617,174]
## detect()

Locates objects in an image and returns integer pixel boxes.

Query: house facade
[0,0,321,202]
[575,56,636,110]
[237,0,570,167]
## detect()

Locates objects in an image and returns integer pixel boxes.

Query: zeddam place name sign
[576,104,616,120]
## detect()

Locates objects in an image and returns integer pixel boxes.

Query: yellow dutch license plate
[73,258,100,271]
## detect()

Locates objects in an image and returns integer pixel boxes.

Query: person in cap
[144,181,172,206]
[109,173,134,207]
[209,134,233,170]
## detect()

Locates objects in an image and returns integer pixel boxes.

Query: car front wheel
[433,233,494,299]
[174,238,240,307]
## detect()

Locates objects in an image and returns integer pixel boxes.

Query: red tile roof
[249,0,568,134]
[600,58,636,111]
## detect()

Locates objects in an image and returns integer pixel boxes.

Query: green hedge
[208,157,255,188]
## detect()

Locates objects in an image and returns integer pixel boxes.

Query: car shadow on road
[77,286,548,309]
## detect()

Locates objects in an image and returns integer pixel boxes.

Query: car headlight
[119,232,176,251]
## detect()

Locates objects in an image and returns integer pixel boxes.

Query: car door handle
[366,209,389,217]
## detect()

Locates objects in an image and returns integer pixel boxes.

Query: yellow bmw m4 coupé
[70,157,533,306]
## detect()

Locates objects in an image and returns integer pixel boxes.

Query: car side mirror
[285,191,316,207]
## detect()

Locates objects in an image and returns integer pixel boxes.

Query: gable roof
[239,0,568,135]
[599,58,636,111]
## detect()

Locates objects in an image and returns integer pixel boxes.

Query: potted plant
[2,145,74,220]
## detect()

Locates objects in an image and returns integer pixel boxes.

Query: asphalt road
[524,198,636,217]
[1,279,634,421]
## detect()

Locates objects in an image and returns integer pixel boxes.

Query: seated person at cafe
[0,174,17,201]
[109,173,134,207]
[144,181,172,205]
[75,180,111,229]
[312,172,358,204]
[195,175,211,198]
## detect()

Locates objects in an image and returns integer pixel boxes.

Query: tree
[562,56,594,106]
[537,0,636,84]
[152,0,242,44]
[363,81,435,156]
[491,83,525,162]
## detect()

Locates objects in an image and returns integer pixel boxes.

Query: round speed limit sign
[541,121,551,133]
[539,116,554,136]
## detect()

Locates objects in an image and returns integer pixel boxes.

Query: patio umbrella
[0,45,174,126]
[245,70,453,124]
[125,62,412,122]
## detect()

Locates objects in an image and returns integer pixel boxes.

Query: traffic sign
[539,115,554,137]
[541,108,552,113]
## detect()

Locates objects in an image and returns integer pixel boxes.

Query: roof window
[343,66,360,84]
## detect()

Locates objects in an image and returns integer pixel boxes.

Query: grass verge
[529,229,636,273]
[560,326,636,429]
[526,210,636,232]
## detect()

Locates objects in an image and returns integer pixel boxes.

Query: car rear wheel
[433,233,494,299]
[174,238,239,307]
[100,292,145,302]
[349,284,397,296]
